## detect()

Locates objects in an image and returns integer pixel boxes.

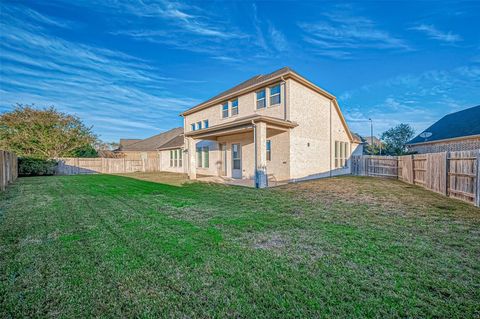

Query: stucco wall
[288,79,351,180]
[351,143,364,156]
[159,149,186,173]
[409,137,480,154]
[184,81,286,132]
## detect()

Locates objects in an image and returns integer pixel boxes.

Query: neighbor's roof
[364,136,382,146]
[119,127,184,151]
[350,132,364,144]
[409,105,480,145]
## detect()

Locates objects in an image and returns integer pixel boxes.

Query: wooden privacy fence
[0,150,18,191]
[352,150,480,207]
[56,157,161,175]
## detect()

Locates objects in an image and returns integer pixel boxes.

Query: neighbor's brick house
[407,105,480,154]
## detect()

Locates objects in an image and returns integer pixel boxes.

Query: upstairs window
[191,123,195,131]
[270,84,281,105]
[231,99,238,116]
[222,103,229,118]
[256,89,266,109]
[266,140,272,161]
[197,121,202,130]
[203,120,209,128]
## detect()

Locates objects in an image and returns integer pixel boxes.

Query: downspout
[252,120,258,188]
[281,76,287,121]
[329,100,332,178]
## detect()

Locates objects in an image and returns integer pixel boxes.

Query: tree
[381,123,415,155]
[0,105,97,159]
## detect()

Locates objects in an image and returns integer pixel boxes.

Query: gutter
[252,120,258,188]
[407,134,480,146]
[281,75,287,121]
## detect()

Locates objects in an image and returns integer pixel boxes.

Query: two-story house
[181,67,360,188]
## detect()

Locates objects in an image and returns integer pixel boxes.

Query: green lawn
[1,173,479,318]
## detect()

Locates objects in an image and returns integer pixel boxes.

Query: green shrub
[19,157,58,176]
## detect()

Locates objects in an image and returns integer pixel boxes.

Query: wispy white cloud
[0,3,199,141]
[410,24,462,44]
[251,4,289,55]
[268,24,289,52]
[340,66,480,136]
[299,9,411,58]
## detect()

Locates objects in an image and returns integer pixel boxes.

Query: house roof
[364,136,382,146]
[119,127,184,151]
[408,105,480,145]
[350,132,364,144]
[180,67,336,116]
[180,66,354,142]
[119,139,141,147]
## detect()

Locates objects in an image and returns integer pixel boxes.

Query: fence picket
[352,151,479,207]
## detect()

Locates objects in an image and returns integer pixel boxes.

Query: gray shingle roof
[182,67,299,115]
[409,105,480,144]
[119,127,183,151]
[119,139,141,147]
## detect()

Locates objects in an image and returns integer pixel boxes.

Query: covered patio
[184,115,297,188]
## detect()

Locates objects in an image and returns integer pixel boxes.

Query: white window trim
[256,89,266,109]
[231,99,239,116]
[269,84,281,107]
[221,102,229,118]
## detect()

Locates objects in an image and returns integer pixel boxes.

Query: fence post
[476,150,480,207]
[445,151,450,197]
[411,155,415,185]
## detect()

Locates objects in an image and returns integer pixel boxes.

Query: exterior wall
[159,149,186,173]
[121,150,186,173]
[351,143,364,156]
[189,129,290,181]
[288,79,352,180]
[182,77,354,183]
[184,82,286,132]
[409,137,480,154]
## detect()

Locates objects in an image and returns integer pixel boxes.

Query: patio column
[255,121,267,188]
[187,137,196,180]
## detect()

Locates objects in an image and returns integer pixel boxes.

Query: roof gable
[409,105,480,144]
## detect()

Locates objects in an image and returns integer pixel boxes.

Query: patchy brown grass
[2,174,479,318]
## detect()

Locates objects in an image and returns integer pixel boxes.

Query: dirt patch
[252,232,289,250]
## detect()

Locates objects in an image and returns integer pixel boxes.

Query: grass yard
[1,173,479,318]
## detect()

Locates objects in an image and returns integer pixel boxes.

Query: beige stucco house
[181,67,360,187]
[116,127,185,173]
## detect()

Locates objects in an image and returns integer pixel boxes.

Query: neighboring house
[116,127,185,173]
[181,67,360,187]
[351,133,365,156]
[364,136,382,147]
[408,105,480,154]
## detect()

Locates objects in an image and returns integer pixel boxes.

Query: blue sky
[1,0,479,141]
